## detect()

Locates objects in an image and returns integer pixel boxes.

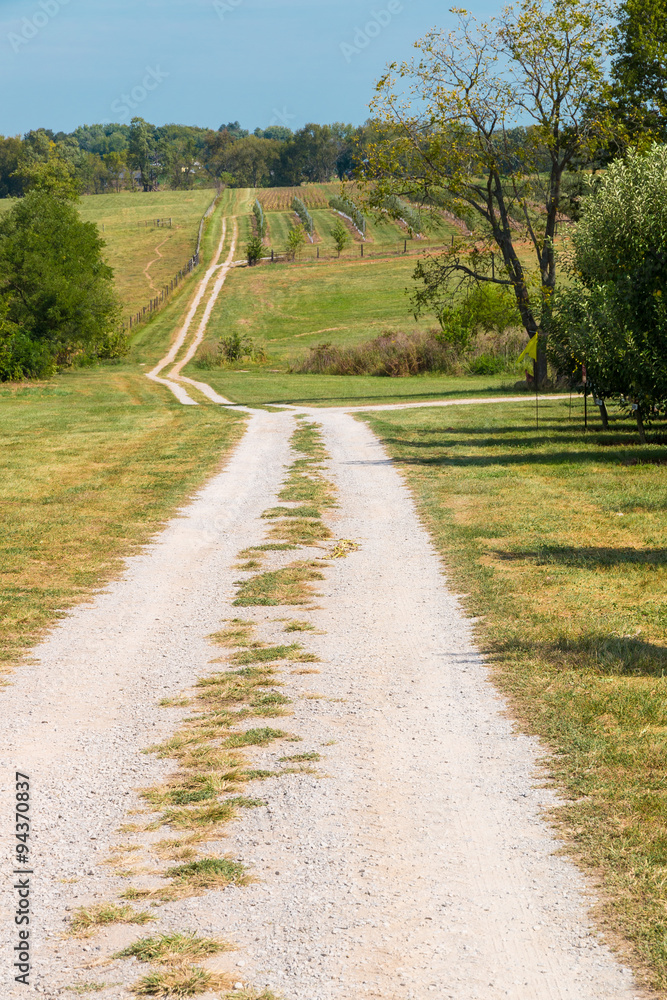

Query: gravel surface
[0,406,650,999]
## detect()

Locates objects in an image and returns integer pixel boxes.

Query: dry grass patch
[116,932,232,965]
[131,966,232,997]
[0,370,245,669]
[267,518,332,545]
[233,561,325,606]
[69,903,155,936]
[231,643,318,665]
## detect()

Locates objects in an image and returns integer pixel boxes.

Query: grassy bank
[0,368,245,669]
[78,190,216,317]
[191,371,519,407]
[363,399,667,992]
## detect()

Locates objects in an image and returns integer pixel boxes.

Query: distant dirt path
[143,236,170,292]
[0,408,644,1000]
[146,214,237,406]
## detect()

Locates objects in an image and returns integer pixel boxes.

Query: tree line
[0,119,372,198]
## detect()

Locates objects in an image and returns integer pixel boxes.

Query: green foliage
[253,198,267,237]
[415,276,522,350]
[367,0,616,380]
[330,218,351,254]
[291,196,314,235]
[0,191,122,379]
[246,235,265,266]
[551,145,667,435]
[220,331,254,361]
[609,0,667,138]
[286,223,307,259]
[382,195,423,236]
[329,195,366,235]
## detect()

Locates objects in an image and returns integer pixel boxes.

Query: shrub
[329,195,366,236]
[291,197,314,236]
[286,223,306,259]
[382,194,423,236]
[550,144,667,440]
[253,198,266,238]
[246,235,265,266]
[330,219,351,255]
[293,330,460,377]
[0,190,121,379]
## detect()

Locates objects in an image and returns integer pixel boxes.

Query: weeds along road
[0,208,645,999]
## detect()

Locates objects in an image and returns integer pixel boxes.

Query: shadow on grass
[497,546,667,568]
[497,632,667,677]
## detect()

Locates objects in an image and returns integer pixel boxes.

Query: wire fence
[123,195,219,331]
[240,236,457,268]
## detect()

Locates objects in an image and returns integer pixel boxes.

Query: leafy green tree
[367,0,614,384]
[246,235,265,266]
[609,0,667,139]
[0,136,23,198]
[550,145,667,440]
[0,191,122,373]
[128,117,159,191]
[286,223,306,260]
[227,136,279,187]
[331,218,351,255]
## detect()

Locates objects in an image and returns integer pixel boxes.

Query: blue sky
[0,0,496,136]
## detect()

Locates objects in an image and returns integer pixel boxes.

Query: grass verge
[0,368,245,670]
[363,398,667,993]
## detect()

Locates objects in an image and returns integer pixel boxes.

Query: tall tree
[609,0,667,138]
[128,117,159,191]
[367,0,613,383]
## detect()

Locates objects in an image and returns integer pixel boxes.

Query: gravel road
[0,407,648,1000]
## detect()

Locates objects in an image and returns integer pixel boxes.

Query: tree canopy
[366,0,614,382]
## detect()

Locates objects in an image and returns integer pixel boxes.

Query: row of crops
[329,195,367,237]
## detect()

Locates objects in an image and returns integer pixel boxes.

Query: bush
[253,198,267,238]
[195,331,267,368]
[329,195,366,236]
[292,196,314,236]
[286,223,306,259]
[550,144,667,439]
[0,190,121,378]
[246,235,265,266]
[292,330,461,377]
[330,219,351,255]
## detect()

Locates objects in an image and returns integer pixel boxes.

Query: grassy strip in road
[0,368,245,670]
[363,399,667,993]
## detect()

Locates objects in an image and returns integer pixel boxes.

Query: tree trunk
[534,341,548,386]
[636,408,647,444]
[598,400,609,429]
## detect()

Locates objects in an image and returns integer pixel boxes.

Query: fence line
[123,193,220,332]
[242,236,458,268]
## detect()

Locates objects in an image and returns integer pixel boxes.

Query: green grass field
[364,399,667,991]
[192,254,441,363]
[77,189,216,318]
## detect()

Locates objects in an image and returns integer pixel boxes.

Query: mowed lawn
[0,369,245,669]
[364,398,667,992]
[198,254,441,361]
[77,189,216,317]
